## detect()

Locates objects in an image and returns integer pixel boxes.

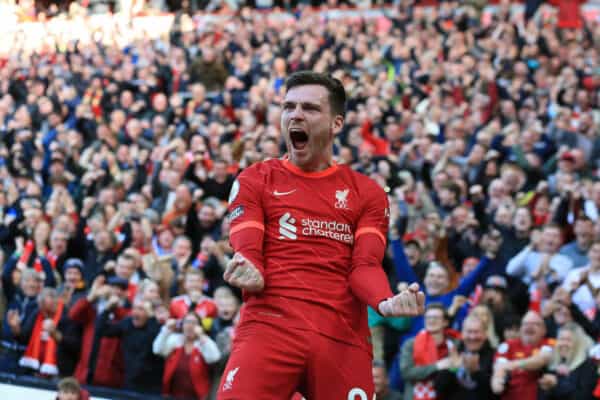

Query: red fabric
[169,295,218,319]
[20,301,64,375]
[594,377,600,398]
[69,298,128,387]
[228,159,392,352]
[360,120,389,156]
[548,0,584,29]
[412,329,459,400]
[127,282,138,303]
[494,338,556,400]
[163,346,210,399]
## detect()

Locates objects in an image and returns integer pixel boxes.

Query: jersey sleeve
[348,180,394,311]
[227,165,266,275]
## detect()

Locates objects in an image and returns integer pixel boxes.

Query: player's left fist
[223,253,265,293]
[378,282,425,317]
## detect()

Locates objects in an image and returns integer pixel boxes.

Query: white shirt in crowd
[562,266,600,314]
[506,246,574,285]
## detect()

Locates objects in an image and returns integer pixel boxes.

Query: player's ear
[331,114,344,136]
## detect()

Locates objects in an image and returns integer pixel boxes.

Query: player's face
[281,84,343,172]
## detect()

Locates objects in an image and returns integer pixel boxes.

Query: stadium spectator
[400,303,461,400]
[434,314,497,400]
[55,376,90,400]
[97,296,164,393]
[491,311,554,400]
[373,360,402,400]
[153,313,221,400]
[537,323,596,400]
[0,269,42,373]
[68,276,130,387]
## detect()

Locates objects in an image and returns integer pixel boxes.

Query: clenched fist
[378,282,426,317]
[223,253,264,293]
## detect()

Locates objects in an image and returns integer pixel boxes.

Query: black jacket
[538,358,598,400]
[434,341,498,400]
[97,313,164,393]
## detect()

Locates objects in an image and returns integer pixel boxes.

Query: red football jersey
[494,337,555,400]
[227,159,393,351]
[170,295,218,319]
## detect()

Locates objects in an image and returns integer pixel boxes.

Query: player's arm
[348,184,424,317]
[223,168,266,292]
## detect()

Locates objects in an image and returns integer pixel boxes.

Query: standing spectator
[189,48,229,92]
[153,313,221,400]
[373,360,402,400]
[169,269,217,321]
[18,288,65,376]
[559,217,594,268]
[491,311,554,400]
[0,269,42,373]
[97,296,164,393]
[69,276,130,387]
[400,303,462,400]
[538,323,596,400]
[562,241,600,317]
[507,224,574,286]
[435,314,498,400]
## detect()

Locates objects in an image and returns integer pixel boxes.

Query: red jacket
[69,298,129,387]
[162,346,211,399]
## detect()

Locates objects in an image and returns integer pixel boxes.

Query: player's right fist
[224,253,265,293]
[379,282,425,317]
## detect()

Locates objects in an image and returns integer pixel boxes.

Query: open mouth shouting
[289,128,309,151]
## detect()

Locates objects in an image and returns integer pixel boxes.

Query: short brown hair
[57,377,80,395]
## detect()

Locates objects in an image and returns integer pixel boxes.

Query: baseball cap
[106,276,129,289]
[63,258,84,274]
[484,275,508,291]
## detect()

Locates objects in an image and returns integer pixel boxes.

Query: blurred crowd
[0,0,599,399]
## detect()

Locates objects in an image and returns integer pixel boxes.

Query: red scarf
[19,300,64,376]
[412,329,460,400]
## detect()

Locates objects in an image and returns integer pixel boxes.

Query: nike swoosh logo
[273,189,297,196]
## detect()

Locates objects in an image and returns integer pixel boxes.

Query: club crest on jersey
[335,189,349,209]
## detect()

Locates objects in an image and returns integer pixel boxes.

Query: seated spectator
[153,313,221,400]
[538,323,596,400]
[372,360,402,400]
[400,303,461,400]
[98,296,164,393]
[55,377,90,400]
[435,314,497,400]
[559,216,594,268]
[491,311,554,400]
[0,269,42,373]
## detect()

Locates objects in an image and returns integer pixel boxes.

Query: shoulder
[237,159,281,179]
[343,167,387,203]
[170,295,186,303]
